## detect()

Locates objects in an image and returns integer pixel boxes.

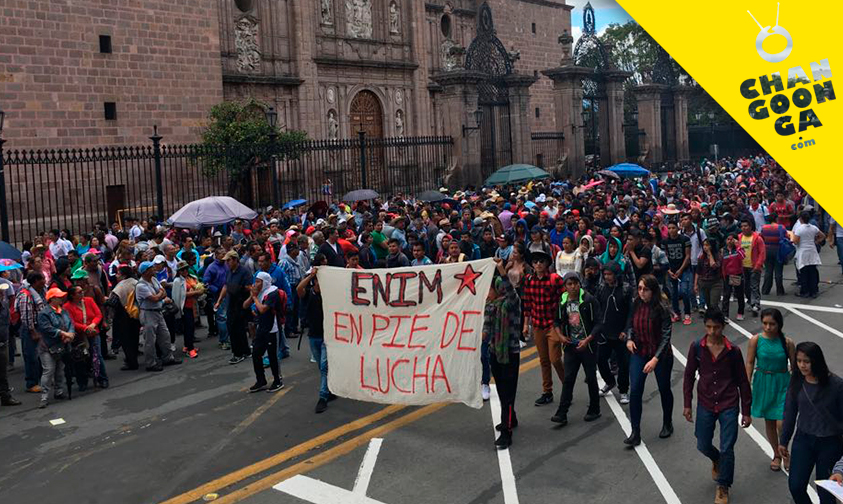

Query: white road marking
[726,319,755,340]
[761,299,843,314]
[274,475,387,504]
[352,438,383,495]
[489,386,520,504]
[671,345,819,504]
[597,375,682,504]
[275,438,387,503]
[782,307,843,341]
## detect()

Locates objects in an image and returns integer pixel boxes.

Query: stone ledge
[222,74,304,86]
[312,57,419,71]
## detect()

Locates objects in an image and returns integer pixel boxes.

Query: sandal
[770,457,782,472]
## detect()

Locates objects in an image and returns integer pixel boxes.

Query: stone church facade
[0,0,571,149]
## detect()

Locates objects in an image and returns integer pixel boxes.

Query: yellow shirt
[741,234,753,268]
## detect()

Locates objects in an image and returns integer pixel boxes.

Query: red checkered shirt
[522,272,564,329]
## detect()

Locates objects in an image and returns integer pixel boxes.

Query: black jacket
[595,281,633,341]
[555,289,602,348]
[318,241,346,268]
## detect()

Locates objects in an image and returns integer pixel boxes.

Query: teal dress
[750,336,790,420]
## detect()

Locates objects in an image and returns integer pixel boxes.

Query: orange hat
[46,287,67,301]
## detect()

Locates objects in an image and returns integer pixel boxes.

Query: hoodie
[595,274,633,341]
[202,259,228,297]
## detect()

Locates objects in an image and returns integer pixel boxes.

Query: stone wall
[487,0,572,133]
[0,0,223,149]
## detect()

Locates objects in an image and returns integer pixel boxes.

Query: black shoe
[228,355,245,365]
[1,397,22,406]
[327,392,338,402]
[494,431,512,449]
[103,353,117,360]
[146,364,164,372]
[249,382,267,393]
[98,380,109,389]
[120,364,139,371]
[550,410,568,425]
[267,381,284,393]
[535,392,553,406]
[496,419,519,431]
[315,398,328,414]
[624,429,641,446]
[163,358,182,366]
[659,423,674,439]
[78,384,88,392]
[583,411,601,422]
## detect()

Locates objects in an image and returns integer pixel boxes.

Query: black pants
[182,307,195,351]
[597,338,629,394]
[490,352,520,433]
[799,265,819,296]
[722,279,745,317]
[252,330,279,385]
[164,312,177,345]
[559,343,600,416]
[789,432,843,504]
[228,310,251,358]
[0,342,10,400]
[762,248,785,295]
[114,314,141,369]
[204,298,217,336]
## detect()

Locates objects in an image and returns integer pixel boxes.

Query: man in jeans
[760,214,787,296]
[135,262,182,372]
[15,271,46,393]
[739,218,766,316]
[297,266,332,413]
[683,308,752,504]
[521,250,564,406]
[663,221,692,325]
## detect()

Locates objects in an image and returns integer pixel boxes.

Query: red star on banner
[454,264,483,296]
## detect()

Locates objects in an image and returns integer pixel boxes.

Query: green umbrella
[484,164,551,186]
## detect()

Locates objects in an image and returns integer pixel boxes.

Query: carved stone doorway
[350,90,384,139]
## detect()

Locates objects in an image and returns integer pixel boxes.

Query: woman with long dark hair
[745,308,795,471]
[778,342,843,504]
[624,274,674,446]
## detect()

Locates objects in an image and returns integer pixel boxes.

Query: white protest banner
[317,259,496,409]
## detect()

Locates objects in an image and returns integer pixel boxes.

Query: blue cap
[503,203,511,210]
[138,261,154,274]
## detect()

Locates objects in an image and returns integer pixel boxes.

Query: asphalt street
[2,249,842,504]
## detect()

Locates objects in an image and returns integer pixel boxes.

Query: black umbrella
[418,190,445,202]
[307,201,329,218]
[0,241,22,262]
[342,189,379,202]
[596,169,621,180]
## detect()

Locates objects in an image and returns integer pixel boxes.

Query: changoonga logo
[739,2,836,138]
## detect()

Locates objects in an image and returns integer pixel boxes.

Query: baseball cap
[176,260,189,270]
[71,269,88,280]
[45,287,67,301]
[153,255,166,265]
[138,261,154,274]
[223,250,240,261]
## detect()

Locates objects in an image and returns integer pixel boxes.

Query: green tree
[199,99,308,198]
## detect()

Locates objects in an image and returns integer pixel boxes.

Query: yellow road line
[159,404,405,504]
[161,347,540,504]
[230,387,292,438]
[213,356,543,504]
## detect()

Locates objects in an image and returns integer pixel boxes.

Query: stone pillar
[634,84,669,165]
[431,70,485,188]
[502,74,538,165]
[673,86,691,162]
[603,71,632,166]
[543,65,593,180]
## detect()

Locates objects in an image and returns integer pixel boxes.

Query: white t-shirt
[793,222,822,269]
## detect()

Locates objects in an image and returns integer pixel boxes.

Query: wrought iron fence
[530,132,565,169]
[0,133,453,245]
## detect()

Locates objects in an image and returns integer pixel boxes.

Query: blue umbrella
[607,163,650,178]
[0,241,22,263]
[282,199,307,210]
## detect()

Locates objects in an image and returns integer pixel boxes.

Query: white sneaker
[619,393,630,404]
[169,343,176,352]
[481,384,491,401]
[310,356,317,363]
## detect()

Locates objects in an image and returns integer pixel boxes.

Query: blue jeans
[481,340,490,385]
[309,338,329,400]
[276,327,290,360]
[695,405,738,488]
[788,432,843,504]
[629,353,674,431]
[836,237,843,273]
[215,296,229,344]
[669,269,692,316]
[91,334,109,383]
[20,325,42,389]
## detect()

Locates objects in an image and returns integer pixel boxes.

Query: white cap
[153,255,166,265]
